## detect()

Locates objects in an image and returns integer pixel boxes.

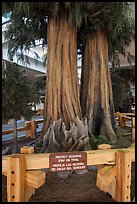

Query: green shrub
[34,141,43,153]
[89,134,112,150]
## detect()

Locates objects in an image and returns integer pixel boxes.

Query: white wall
[2,40,46,74]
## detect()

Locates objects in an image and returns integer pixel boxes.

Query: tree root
[41,116,89,153]
[2,147,10,156]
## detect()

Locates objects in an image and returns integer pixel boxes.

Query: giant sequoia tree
[3,2,134,151]
[79,2,134,143]
[80,29,117,143]
[2,2,90,152]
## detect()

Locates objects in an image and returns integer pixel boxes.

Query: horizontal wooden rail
[2,118,44,138]
[122,116,132,121]
[120,113,135,117]
[2,125,30,136]
[35,119,44,124]
[2,113,134,141]
[115,112,135,118]
[24,119,44,126]
[2,144,135,173]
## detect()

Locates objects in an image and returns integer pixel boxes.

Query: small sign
[49,152,87,172]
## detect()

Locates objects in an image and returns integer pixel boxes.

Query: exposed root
[2,147,10,156]
[41,116,89,153]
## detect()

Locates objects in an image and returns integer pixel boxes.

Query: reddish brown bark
[80,29,117,143]
[42,13,81,132]
[40,12,89,152]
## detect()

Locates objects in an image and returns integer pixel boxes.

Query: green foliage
[111,68,135,112]
[35,77,46,97]
[4,17,47,65]
[2,60,40,123]
[111,69,126,109]
[78,2,135,57]
[2,2,135,67]
[108,3,135,57]
[35,141,43,153]
[127,52,135,65]
[2,2,96,62]
[89,134,112,150]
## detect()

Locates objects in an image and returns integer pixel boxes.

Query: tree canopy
[2,2,134,65]
[78,2,134,58]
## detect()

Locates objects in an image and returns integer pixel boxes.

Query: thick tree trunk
[40,12,89,152]
[13,118,18,153]
[80,29,117,144]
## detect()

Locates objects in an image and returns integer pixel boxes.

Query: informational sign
[49,152,87,172]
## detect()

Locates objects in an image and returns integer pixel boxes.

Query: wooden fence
[2,143,135,202]
[2,119,44,139]
[2,112,135,141]
[2,112,135,201]
[115,112,135,143]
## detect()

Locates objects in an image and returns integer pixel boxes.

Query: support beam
[96,144,117,199]
[97,144,111,170]
[115,150,132,202]
[2,146,135,173]
[20,146,44,202]
[25,183,35,202]
[25,170,45,188]
[96,165,117,199]
[7,154,26,202]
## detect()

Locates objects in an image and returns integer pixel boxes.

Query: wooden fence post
[25,120,36,139]
[115,150,132,202]
[25,121,31,138]
[7,154,26,202]
[20,146,34,154]
[96,144,117,199]
[97,144,111,170]
[115,112,120,118]
[20,146,36,202]
[119,114,125,128]
[115,112,120,121]
[132,117,135,143]
[31,120,36,139]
